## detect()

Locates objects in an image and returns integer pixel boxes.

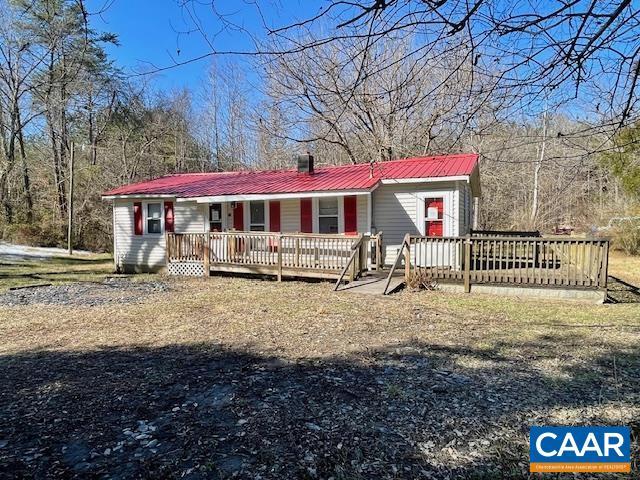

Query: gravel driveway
[0,278,169,307]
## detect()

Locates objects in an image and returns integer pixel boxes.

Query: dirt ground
[0,274,639,479]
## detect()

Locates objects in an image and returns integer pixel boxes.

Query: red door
[233,202,244,230]
[425,198,443,236]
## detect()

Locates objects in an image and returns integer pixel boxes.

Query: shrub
[611,219,640,256]
[1,222,65,247]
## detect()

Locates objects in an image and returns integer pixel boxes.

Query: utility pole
[530,104,547,229]
[67,142,75,255]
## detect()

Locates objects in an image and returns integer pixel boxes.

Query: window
[249,201,265,231]
[147,202,162,234]
[209,203,223,232]
[425,197,443,236]
[318,197,338,234]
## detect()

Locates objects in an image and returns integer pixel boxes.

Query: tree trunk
[16,106,33,222]
[0,168,12,222]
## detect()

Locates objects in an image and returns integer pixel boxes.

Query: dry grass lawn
[609,251,640,287]
[0,254,639,478]
[0,254,114,290]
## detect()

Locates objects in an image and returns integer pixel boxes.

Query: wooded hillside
[1,0,638,252]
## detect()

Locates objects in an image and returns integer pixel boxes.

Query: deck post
[349,255,355,281]
[277,234,283,282]
[165,232,170,266]
[360,237,367,276]
[403,234,411,283]
[463,236,471,293]
[202,233,210,276]
[599,240,609,291]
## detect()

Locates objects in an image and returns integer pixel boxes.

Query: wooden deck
[167,231,610,297]
[335,271,404,295]
[166,232,382,281]
[384,234,610,293]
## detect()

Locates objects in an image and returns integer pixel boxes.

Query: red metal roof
[103,153,478,198]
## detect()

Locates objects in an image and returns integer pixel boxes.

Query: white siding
[113,199,168,272]
[277,196,368,234]
[280,199,300,232]
[372,182,460,264]
[175,201,206,233]
[458,183,472,235]
[357,194,369,233]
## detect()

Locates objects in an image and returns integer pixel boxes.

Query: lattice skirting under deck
[167,261,205,276]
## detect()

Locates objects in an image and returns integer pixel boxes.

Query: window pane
[319,217,338,234]
[250,201,265,225]
[209,203,222,222]
[148,219,162,234]
[319,197,338,216]
[425,198,443,220]
[148,203,162,219]
[250,225,265,232]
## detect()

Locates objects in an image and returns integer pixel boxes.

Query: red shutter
[233,202,244,230]
[300,198,312,233]
[269,201,281,232]
[133,202,143,235]
[164,201,174,233]
[344,195,357,235]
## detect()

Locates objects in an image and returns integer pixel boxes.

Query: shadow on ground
[607,275,640,304]
[1,339,638,479]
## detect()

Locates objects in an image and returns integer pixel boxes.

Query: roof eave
[101,193,176,201]
[101,187,378,202]
[379,174,471,185]
[178,187,377,203]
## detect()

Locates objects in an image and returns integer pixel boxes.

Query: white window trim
[415,191,454,237]
[314,196,343,234]
[245,200,270,232]
[143,200,164,236]
[207,202,227,232]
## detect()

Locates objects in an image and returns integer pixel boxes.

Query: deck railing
[369,232,384,271]
[470,229,541,238]
[166,233,207,262]
[166,231,371,280]
[385,234,609,293]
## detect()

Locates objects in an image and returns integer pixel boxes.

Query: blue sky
[86,0,322,93]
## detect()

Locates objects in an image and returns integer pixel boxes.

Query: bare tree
[261,32,498,164]
[262,1,640,130]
